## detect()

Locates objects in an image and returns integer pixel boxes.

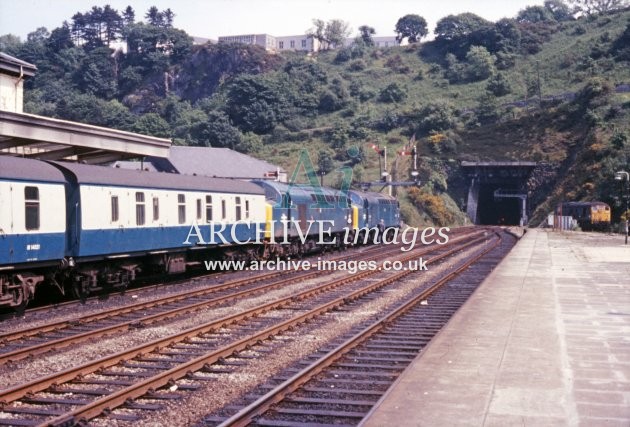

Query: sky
[0,0,545,41]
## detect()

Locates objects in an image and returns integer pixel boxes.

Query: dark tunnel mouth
[476,184,522,225]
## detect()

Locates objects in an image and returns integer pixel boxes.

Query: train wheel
[11,275,40,312]
[72,280,90,302]
[11,287,28,314]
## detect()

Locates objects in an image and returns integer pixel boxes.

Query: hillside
[1,3,629,227]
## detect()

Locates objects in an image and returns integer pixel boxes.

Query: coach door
[0,184,14,263]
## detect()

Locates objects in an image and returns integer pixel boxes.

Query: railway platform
[361,229,630,427]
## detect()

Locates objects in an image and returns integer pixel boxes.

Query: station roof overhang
[0,110,171,164]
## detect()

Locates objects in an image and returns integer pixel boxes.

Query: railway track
[0,240,413,365]
[0,239,392,320]
[0,229,492,426]
[207,229,515,426]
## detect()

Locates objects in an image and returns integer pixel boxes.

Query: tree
[189,110,242,148]
[493,18,521,53]
[306,18,351,50]
[544,0,574,21]
[133,113,171,138]
[358,25,376,46]
[317,150,334,175]
[434,13,491,41]
[47,22,74,51]
[122,6,135,27]
[394,14,428,43]
[0,34,22,53]
[75,46,118,98]
[163,8,175,27]
[516,5,556,23]
[307,19,327,48]
[465,45,496,81]
[325,19,350,48]
[70,6,123,48]
[225,74,291,133]
[101,5,123,45]
[476,92,500,124]
[145,6,164,26]
[568,0,629,15]
[124,22,192,72]
[27,27,50,43]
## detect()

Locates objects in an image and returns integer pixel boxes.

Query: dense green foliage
[1,2,629,226]
[394,14,429,43]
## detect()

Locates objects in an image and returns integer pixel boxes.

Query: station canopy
[0,110,171,164]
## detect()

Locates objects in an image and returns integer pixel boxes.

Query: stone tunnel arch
[462,162,537,226]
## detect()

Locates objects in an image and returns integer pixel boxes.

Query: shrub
[378,82,407,103]
[465,45,496,81]
[413,101,457,134]
[407,187,455,226]
[476,92,501,124]
[334,47,353,63]
[358,88,377,102]
[235,132,263,153]
[428,63,442,74]
[374,110,400,132]
[610,130,628,149]
[486,72,512,96]
[326,124,350,149]
[385,54,411,73]
[573,25,587,35]
[319,90,345,112]
[349,59,367,71]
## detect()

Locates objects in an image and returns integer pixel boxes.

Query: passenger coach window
[205,196,213,222]
[136,192,145,226]
[221,199,227,220]
[24,186,40,230]
[245,200,250,219]
[178,194,186,224]
[235,197,242,221]
[196,199,202,220]
[111,196,119,222]
[153,197,159,221]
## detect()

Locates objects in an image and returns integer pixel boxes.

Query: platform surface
[362,229,630,427]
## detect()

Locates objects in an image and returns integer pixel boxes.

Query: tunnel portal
[462,162,537,226]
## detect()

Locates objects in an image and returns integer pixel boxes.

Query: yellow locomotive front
[590,202,611,228]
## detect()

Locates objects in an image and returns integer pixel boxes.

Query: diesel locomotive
[557,201,611,231]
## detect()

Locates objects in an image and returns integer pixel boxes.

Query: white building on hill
[217,33,399,52]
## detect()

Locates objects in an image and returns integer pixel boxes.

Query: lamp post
[615,171,629,244]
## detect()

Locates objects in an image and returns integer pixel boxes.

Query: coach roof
[0,156,66,183]
[52,161,264,195]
